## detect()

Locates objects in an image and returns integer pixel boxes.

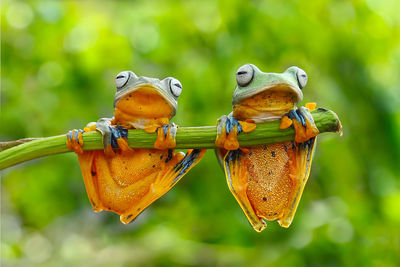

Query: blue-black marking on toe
[109,126,129,149]
[116,125,128,139]
[225,117,242,135]
[162,125,169,137]
[296,109,307,127]
[172,149,202,183]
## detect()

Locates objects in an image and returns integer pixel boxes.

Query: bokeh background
[2,0,400,266]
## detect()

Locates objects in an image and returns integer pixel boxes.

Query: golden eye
[236,64,254,87]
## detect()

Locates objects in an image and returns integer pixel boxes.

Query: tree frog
[215,64,319,232]
[66,71,205,224]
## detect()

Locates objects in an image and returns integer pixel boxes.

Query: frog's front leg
[120,148,206,224]
[95,118,133,155]
[280,103,319,143]
[66,122,97,153]
[153,122,178,150]
[215,114,256,150]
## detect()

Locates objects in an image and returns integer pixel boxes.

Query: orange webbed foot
[215,115,253,151]
[154,123,177,150]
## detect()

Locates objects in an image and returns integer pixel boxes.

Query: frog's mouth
[233,83,303,121]
[113,84,177,119]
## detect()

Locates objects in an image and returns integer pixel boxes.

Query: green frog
[66,71,205,224]
[215,64,319,232]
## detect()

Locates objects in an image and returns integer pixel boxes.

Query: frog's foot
[96,118,132,155]
[66,129,85,154]
[280,103,319,143]
[120,149,206,224]
[154,122,177,150]
[215,115,256,151]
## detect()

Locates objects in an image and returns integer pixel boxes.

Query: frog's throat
[113,83,177,116]
[232,83,303,106]
[232,84,301,123]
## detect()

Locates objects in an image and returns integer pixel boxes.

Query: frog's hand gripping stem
[153,122,177,150]
[222,149,267,232]
[96,118,132,155]
[215,114,256,151]
[120,148,206,224]
[280,104,319,143]
[66,122,97,154]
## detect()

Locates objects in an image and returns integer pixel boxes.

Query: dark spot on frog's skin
[263,145,267,150]
[152,165,155,168]
[274,212,277,215]
[263,197,267,201]
[91,171,96,176]
[126,214,133,220]
[291,141,296,150]
[165,149,173,163]
[137,208,141,211]
[148,153,152,156]
[284,145,288,152]
[125,167,128,170]
[271,151,276,157]
[160,155,163,160]
[268,171,273,175]
[248,152,252,156]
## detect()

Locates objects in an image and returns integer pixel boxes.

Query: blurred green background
[1,0,400,266]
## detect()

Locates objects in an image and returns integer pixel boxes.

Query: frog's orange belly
[91,149,170,213]
[243,143,295,221]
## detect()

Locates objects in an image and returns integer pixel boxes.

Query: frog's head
[232,64,308,121]
[112,71,181,120]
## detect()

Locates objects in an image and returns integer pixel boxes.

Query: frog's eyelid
[295,68,308,89]
[236,64,254,87]
[169,78,182,97]
[115,71,131,90]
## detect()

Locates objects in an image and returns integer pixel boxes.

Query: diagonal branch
[0,108,341,170]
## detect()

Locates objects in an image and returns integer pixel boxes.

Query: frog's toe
[288,107,319,143]
[66,129,85,154]
[154,123,177,150]
[108,125,132,154]
[215,116,243,150]
[224,117,242,150]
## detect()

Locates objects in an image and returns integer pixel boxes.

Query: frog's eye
[236,64,254,87]
[115,71,136,90]
[169,78,182,98]
[296,68,308,89]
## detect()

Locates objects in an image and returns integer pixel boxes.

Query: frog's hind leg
[120,149,206,224]
[224,150,267,232]
[76,151,104,212]
[278,137,317,228]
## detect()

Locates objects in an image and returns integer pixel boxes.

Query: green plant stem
[0,108,341,170]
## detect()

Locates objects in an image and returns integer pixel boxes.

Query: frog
[66,71,206,224]
[215,64,319,232]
